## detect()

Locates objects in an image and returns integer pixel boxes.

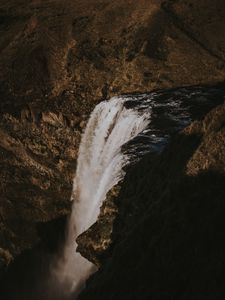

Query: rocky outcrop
[0,0,225,269]
[76,185,121,266]
[75,84,225,267]
[78,102,225,300]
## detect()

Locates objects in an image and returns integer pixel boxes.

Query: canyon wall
[0,0,225,268]
[78,101,225,300]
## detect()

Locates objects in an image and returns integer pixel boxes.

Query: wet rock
[78,102,225,300]
[76,185,120,266]
[0,0,225,267]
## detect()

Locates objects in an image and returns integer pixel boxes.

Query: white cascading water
[53,96,150,297]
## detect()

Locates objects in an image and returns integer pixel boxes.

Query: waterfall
[51,85,225,299]
[52,96,150,297]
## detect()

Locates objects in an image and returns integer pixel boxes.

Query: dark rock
[0,0,225,283]
[76,185,120,266]
[78,102,225,300]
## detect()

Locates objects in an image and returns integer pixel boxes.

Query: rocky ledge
[1,0,225,266]
[78,98,225,300]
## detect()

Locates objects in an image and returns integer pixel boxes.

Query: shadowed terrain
[78,101,225,300]
[1,0,225,265]
[0,0,225,299]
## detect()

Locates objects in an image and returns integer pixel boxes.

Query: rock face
[0,0,225,271]
[78,101,225,300]
[75,83,225,268]
[76,185,121,267]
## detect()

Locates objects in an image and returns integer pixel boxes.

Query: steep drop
[53,97,150,296]
[0,84,225,300]
[53,84,225,298]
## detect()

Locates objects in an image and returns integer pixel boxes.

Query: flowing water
[1,84,224,300]
[52,96,150,296]
[53,84,225,298]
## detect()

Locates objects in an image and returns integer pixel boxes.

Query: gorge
[53,96,150,295]
[62,84,225,298]
[0,0,225,300]
[1,84,225,300]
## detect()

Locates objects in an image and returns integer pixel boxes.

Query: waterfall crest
[49,85,225,299]
[53,96,150,295]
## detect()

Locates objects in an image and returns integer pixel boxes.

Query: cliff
[0,0,225,297]
[78,100,225,300]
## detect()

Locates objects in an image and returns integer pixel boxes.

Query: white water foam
[52,96,150,297]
